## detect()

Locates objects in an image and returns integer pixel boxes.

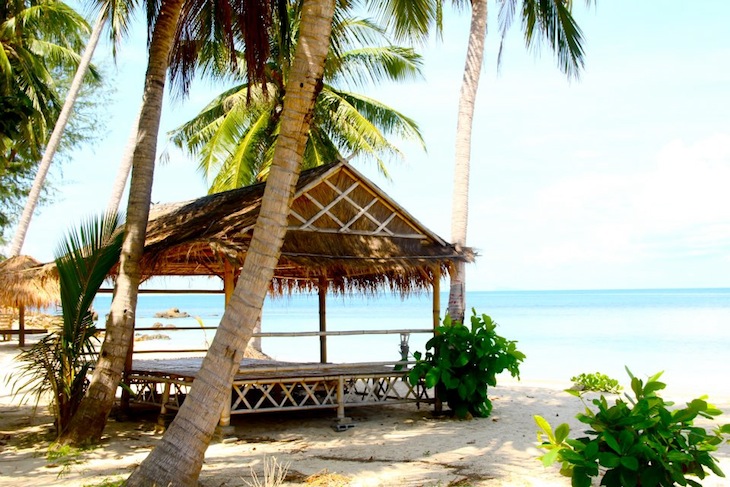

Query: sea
[92,288,730,398]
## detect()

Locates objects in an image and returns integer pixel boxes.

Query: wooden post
[121,311,135,413]
[18,304,25,347]
[223,259,235,306]
[318,276,328,364]
[432,267,441,330]
[431,267,442,413]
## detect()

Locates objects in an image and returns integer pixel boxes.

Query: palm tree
[170,4,425,191]
[8,0,137,257]
[126,1,337,484]
[0,0,94,247]
[11,212,122,437]
[58,0,278,446]
[446,0,594,323]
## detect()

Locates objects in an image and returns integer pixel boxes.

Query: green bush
[570,371,622,393]
[535,368,730,487]
[408,310,525,418]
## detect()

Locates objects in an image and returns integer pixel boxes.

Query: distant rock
[134,333,171,341]
[152,322,164,329]
[154,308,190,319]
[164,324,177,329]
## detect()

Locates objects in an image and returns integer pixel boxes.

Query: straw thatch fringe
[0,255,60,309]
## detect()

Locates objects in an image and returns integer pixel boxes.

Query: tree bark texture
[106,110,142,214]
[125,1,336,485]
[58,0,185,446]
[447,0,487,324]
[8,11,105,257]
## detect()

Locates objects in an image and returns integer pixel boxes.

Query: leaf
[540,446,561,466]
[555,423,570,444]
[534,415,556,442]
[603,432,622,454]
[620,456,639,471]
[425,368,440,388]
[598,452,620,468]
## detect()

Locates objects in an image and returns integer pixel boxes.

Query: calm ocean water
[92,288,730,395]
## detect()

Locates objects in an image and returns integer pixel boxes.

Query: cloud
[470,133,730,287]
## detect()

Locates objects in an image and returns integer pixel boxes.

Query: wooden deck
[127,357,432,425]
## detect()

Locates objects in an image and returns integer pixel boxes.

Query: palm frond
[54,212,123,348]
[332,45,422,89]
[502,0,592,79]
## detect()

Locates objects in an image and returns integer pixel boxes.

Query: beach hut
[0,255,59,346]
[116,161,474,423]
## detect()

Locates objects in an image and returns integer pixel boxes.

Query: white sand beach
[1,340,728,487]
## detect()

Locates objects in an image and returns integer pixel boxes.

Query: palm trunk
[447,0,487,324]
[58,0,185,446]
[8,11,105,257]
[126,1,336,485]
[106,110,142,214]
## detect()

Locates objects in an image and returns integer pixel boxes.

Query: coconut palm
[446,0,594,323]
[0,0,95,247]
[8,0,137,257]
[126,2,336,484]
[58,0,279,447]
[11,211,122,437]
[0,1,92,161]
[170,3,424,191]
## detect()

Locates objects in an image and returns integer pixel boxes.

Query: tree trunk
[58,0,184,446]
[8,11,105,257]
[106,110,142,214]
[447,0,487,324]
[126,1,336,485]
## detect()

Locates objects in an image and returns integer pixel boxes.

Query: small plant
[570,371,622,393]
[10,213,122,437]
[243,456,290,487]
[535,368,730,487]
[408,309,525,419]
[81,479,125,487]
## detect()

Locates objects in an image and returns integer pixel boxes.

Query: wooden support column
[432,266,442,413]
[432,267,441,330]
[318,276,328,364]
[121,308,135,413]
[18,305,25,347]
[223,259,235,306]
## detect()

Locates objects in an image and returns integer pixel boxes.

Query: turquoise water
[92,288,730,394]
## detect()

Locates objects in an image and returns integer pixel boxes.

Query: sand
[0,340,728,487]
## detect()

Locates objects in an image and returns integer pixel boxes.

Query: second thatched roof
[0,255,59,309]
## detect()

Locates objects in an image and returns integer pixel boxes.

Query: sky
[7,0,730,292]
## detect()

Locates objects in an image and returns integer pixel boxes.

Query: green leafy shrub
[408,310,525,418]
[535,368,730,487]
[570,371,622,393]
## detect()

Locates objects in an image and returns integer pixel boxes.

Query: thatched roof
[0,255,60,309]
[138,162,473,294]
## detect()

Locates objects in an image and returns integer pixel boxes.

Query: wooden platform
[127,357,432,425]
